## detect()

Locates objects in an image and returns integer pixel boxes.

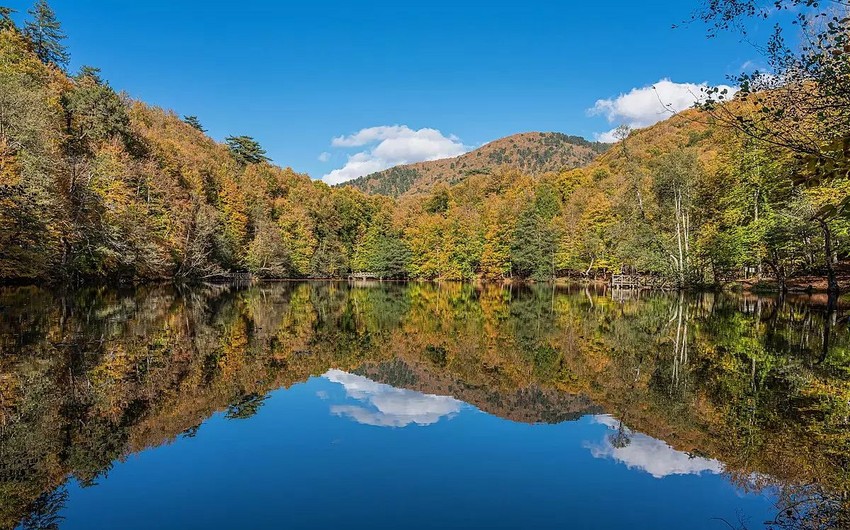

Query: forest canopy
[0,1,848,290]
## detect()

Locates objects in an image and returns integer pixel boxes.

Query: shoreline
[2,275,847,295]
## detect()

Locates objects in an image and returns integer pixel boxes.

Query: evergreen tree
[511,207,554,280]
[61,74,131,157]
[226,135,269,165]
[183,115,206,133]
[353,221,410,278]
[0,6,15,31]
[23,0,68,68]
[76,65,102,84]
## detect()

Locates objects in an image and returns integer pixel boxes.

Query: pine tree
[76,65,103,84]
[23,0,68,68]
[226,135,269,165]
[0,6,15,31]
[183,115,206,133]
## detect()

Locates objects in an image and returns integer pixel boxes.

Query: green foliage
[225,393,268,420]
[182,115,205,132]
[226,135,269,165]
[424,187,450,214]
[23,0,68,68]
[76,65,102,84]
[0,7,15,31]
[511,206,555,280]
[61,75,131,156]
[352,218,411,278]
[0,184,58,278]
[346,166,421,197]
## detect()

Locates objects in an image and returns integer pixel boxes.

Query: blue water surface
[53,372,774,530]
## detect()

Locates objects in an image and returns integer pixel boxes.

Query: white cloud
[585,415,723,478]
[323,369,463,427]
[590,79,739,142]
[322,125,467,185]
[318,151,331,162]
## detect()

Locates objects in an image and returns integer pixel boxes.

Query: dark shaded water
[1,282,848,529]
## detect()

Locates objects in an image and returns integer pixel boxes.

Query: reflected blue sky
[46,373,775,530]
[324,371,725,478]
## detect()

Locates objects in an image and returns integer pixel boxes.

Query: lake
[1,282,848,530]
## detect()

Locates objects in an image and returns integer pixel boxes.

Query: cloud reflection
[323,369,463,427]
[586,415,723,478]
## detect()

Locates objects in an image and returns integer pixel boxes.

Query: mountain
[355,359,602,424]
[343,132,610,198]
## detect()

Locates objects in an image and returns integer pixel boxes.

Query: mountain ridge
[342,131,609,198]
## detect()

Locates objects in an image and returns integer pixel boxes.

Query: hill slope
[344,132,609,198]
[0,25,389,282]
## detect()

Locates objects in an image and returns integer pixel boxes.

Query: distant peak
[343,131,609,198]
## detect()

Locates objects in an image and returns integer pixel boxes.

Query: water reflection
[0,282,848,529]
[587,415,723,479]
[324,370,463,427]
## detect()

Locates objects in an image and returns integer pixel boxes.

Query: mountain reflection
[324,370,463,427]
[1,282,848,529]
[587,415,723,479]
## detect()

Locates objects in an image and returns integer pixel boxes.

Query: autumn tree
[698,0,850,293]
[479,202,513,280]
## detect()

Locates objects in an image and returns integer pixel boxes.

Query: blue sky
[8,0,768,181]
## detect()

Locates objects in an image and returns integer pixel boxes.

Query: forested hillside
[344,132,608,198]
[387,107,849,287]
[1,1,848,290]
[0,4,392,282]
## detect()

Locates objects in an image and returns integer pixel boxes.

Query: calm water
[1,283,848,530]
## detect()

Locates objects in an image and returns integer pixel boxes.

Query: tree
[0,6,15,31]
[424,186,450,214]
[226,135,269,165]
[23,0,68,68]
[479,208,512,280]
[0,184,59,279]
[697,1,850,294]
[352,215,411,278]
[225,393,268,420]
[652,150,701,286]
[182,115,206,132]
[61,74,131,159]
[698,1,850,211]
[76,65,102,84]
[246,218,289,277]
[511,206,554,280]
[175,201,224,280]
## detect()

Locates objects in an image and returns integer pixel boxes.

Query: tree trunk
[764,254,787,293]
[674,191,685,287]
[817,218,840,294]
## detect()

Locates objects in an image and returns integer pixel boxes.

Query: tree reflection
[0,282,848,529]
[16,487,67,530]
